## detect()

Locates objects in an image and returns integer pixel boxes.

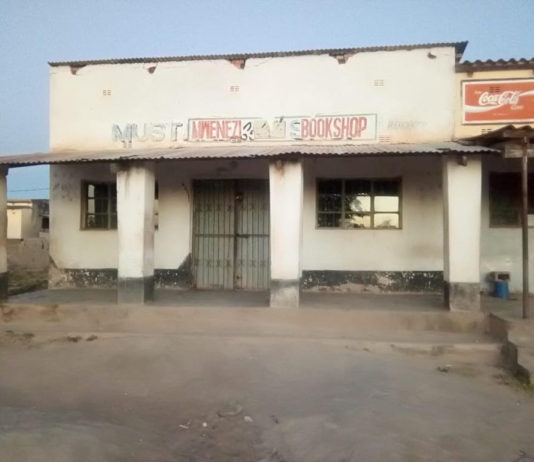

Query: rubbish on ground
[244,415,253,423]
[217,403,243,417]
[437,365,452,373]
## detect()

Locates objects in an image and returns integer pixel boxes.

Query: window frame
[81,181,117,230]
[80,180,160,231]
[315,177,403,230]
[489,171,534,228]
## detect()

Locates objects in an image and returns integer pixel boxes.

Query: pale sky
[1,0,533,198]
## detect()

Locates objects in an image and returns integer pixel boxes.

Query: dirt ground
[0,329,533,462]
[7,270,48,296]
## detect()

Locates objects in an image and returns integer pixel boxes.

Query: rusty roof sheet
[456,58,534,72]
[0,142,498,168]
[49,42,468,67]
[461,125,534,143]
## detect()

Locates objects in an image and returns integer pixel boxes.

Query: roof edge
[0,141,498,168]
[456,58,534,72]
[48,41,468,67]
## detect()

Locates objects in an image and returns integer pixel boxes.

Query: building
[0,41,532,309]
[454,58,534,295]
[7,199,49,240]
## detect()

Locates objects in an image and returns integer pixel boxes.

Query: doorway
[192,179,270,290]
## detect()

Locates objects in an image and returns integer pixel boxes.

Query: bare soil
[7,270,48,296]
[0,329,533,462]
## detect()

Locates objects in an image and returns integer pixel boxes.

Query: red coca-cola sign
[462,79,534,124]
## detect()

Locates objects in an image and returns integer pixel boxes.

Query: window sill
[315,226,403,231]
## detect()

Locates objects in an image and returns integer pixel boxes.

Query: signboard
[462,79,534,124]
[187,114,377,142]
[111,114,378,145]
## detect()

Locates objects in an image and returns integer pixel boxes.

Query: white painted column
[116,162,155,304]
[443,155,482,311]
[269,159,303,308]
[0,167,7,300]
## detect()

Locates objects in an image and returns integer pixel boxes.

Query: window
[82,181,159,230]
[83,182,117,229]
[317,178,401,229]
[489,172,534,227]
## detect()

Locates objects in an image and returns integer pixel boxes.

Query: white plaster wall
[47,155,534,293]
[269,160,303,280]
[20,208,39,239]
[302,157,444,271]
[50,47,457,151]
[480,155,534,293]
[50,160,269,271]
[117,163,155,278]
[443,156,481,283]
[50,164,117,269]
[7,210,22,239]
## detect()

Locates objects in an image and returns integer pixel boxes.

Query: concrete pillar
[116,162,155,304]
[443,155,481,311]
[269,159,303,308]
[0,168,7,300]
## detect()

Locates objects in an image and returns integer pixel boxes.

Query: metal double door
[192,179,270,290]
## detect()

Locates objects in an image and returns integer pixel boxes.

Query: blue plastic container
[493,281,509,298]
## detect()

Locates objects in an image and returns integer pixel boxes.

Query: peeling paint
[49,255,193,289]
[228,58,246,69]
[154,254,193,289]
[302,271,443,293]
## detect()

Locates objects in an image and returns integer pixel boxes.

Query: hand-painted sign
[462,79,534,124]
[112,122,183,144]
[187,115,377,142]
[112,114,377,144]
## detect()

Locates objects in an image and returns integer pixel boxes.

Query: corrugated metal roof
[0,142,498,168]
[461,125,534,143]
[48,42,468,67]
[456,58,534,72]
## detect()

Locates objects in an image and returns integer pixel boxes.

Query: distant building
[7,199,49,240]
[0,41,532,308]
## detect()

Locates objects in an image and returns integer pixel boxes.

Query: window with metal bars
[489,172,534,227]
[81,181,159,230]
[82,182,117,229]
[316,178,401,229]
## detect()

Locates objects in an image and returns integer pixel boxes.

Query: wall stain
[302,270,443,293]
[51,254,193,289]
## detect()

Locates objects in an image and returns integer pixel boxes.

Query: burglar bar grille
[192,179,270,290]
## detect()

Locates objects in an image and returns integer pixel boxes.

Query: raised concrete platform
[8,288,446,311]
[488,312,534,384]
[1,297,501,366]
[482,294,534,384]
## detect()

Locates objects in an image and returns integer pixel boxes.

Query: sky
[0,0,533,199]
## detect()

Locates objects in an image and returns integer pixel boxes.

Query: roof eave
[456,59,534,73]
[48,41,468,68]
[0,141,498,168]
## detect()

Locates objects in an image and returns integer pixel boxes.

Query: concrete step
[507,321,534,345]
[0,303,502,367]
[488,315,534,384]
[507,322,534,384]
[1,303,490,335]
[0,328,503,366]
